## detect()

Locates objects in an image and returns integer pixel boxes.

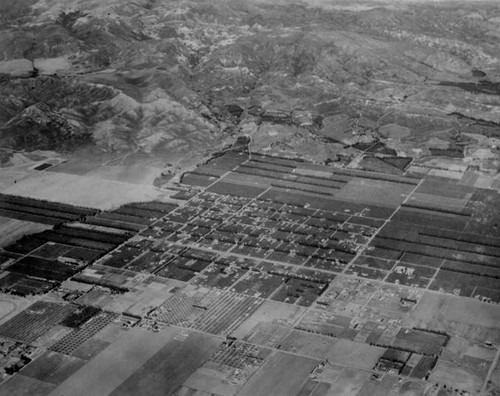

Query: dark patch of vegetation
[56,10,88,33]
[471,69,486,78]
[429,147,463,158]
[61,305,101,328]
[380,156,412,171]
[440,80,500,95]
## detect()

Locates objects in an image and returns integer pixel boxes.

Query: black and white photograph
[0,0,499,395]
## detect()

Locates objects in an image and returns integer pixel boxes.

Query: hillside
[0,0,499,174]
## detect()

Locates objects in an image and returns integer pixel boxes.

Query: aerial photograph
[0,0,499,395]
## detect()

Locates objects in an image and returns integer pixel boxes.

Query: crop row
[0,273,54,297]
[239,161,297,175]
[82,217,146,232]
[0,302,76,344]
[124,201,178,213]
[391,208,469,231]
[328,167,420,185]
[249,154,299,168]
[97,212,153,226]
[54,225,131,245]
[237,166,343,192]
[0,194,99,216]
[244,159,350,185]
[401,202,472,217]
[380,224,500,258]
[269,182,334,196]
[36,231,116,252]
[0,202,80,222]
[373,236,498,267]
[112,206,165,220]
[419,227,500,250]
[440,262,500,279]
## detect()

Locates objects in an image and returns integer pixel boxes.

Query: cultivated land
[46,327,180,396]
[0,218,51,249]
[2,171,168,210]
[0,144,497,395]
[0,0,499,395]
[238,352,319,396]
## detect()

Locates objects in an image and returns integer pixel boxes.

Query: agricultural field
[0,218,50,249]
[18,351,86,386]
[1,171,166,210]
[0,374,56,396]
[50,312,117,355]
[237,351,320,396]
[0,150,498,395]
[0,301,76,344]
[43,327,185,396]
[0,194,99,225]
[111,331,220,396]
[311,367,372,396]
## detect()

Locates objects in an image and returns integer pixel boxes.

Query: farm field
[232,299,305,339]
[238,351,319,396]
[315,367,372,396]
[324,340,385,370]
[0,374,56,396]
[19,351,86,385]
[46,327,182,396]
[84,165,164,186]
[429,359,485,394]
[334,179,413,207]
[109,330,220,396]
[0,301,76,344]
[403,292,500,342]
[2,172,166,210]
[0,150,498,395]
[0,218,50,249]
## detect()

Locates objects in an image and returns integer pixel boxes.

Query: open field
[84,165,163,186]
[429,359,484,394]
[47,327,183,396]
[316,367,372,396]
[324,339,385,370]
[71,338,112,361]
[404,292,500,330]
[0,300,17,323]
[2,172,168,210]
[280,330,337,359]
[232,299,305,339]
[19,351,86,385]
[181,362,238,396]
[357,375,403,396]
[0,374,56,396]
[0,169,34,190]
[335,179,413,207]
[238,351,319,396]
[109,330,220,396]
[0,295,31,325]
